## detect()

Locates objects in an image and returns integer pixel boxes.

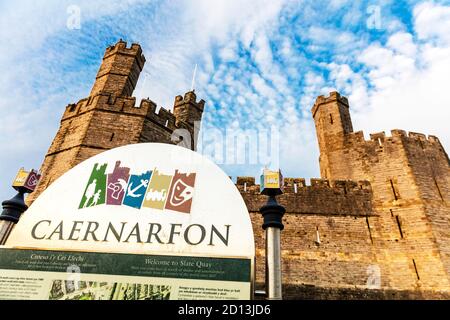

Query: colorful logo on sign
[79,162,196,214]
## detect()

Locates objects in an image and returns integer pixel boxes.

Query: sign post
[1,144,255,300]
[260,169,286,300]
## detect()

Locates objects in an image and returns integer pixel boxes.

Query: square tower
[311,91,353,179]
[90,39,146,97]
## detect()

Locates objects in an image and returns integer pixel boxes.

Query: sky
[0,0,449,200]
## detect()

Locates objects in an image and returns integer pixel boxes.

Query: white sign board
[3,143,255,300]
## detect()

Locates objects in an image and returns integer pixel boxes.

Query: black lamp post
[259,169,286,300]
[0,192,28,245]
[0,168,40,245]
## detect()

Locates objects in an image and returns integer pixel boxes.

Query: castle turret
[90,39,146,97]
[312,91,353,179]
[173,91,205,149]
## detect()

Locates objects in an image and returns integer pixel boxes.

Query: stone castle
[26,40,450,299]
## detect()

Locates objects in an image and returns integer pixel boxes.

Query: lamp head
[260,169,284,196]
[12,168,41,194]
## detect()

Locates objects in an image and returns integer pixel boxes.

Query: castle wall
[281,284,450,300]
[312,92,450,292]
[401,133,450,277]
[139,100,176,144]
[238,179,378,292]
[32,148,83,194]
[251,212,377,288]
[240,177,450,298]
[333,132,449,290]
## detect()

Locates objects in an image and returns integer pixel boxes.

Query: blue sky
[0,0,449,200]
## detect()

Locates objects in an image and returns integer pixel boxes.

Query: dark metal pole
[260,190,285,300]
[0,192,28,245]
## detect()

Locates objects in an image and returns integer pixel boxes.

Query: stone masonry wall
[241,176,450,298]
[237,178,380,295]
[312,92,450,293]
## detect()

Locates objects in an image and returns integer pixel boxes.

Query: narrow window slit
[395,215,404,239]
[434,178,444,201]
[110,133,115,142]
[412,259,420,280]
[366,217,373,244]
[390,179,399,200]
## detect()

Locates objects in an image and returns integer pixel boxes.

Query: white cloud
[358,42,416,90]
[352,2,450,148]
[0,0,148,62]
[387,32,417,57]
[327,63,369,113]
[414,1,450,45]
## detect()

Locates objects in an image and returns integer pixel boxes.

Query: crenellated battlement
[346,129,444,148]
[312,91,349,116]
[145,101,176,129]
[235,176,373,216]
[104,39,146,69]
[174,91,205,111]
[235,176,372,194]
[61,93,176,131]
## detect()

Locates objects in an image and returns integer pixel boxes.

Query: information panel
[0,248,251,300]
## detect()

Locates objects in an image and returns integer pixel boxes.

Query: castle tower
[311,91,353,179]
[27,41,204,205]
[312,92,450,291]
[90,39,146,97]
[173,91,205,150]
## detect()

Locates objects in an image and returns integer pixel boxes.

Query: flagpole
[190,64,198,92]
